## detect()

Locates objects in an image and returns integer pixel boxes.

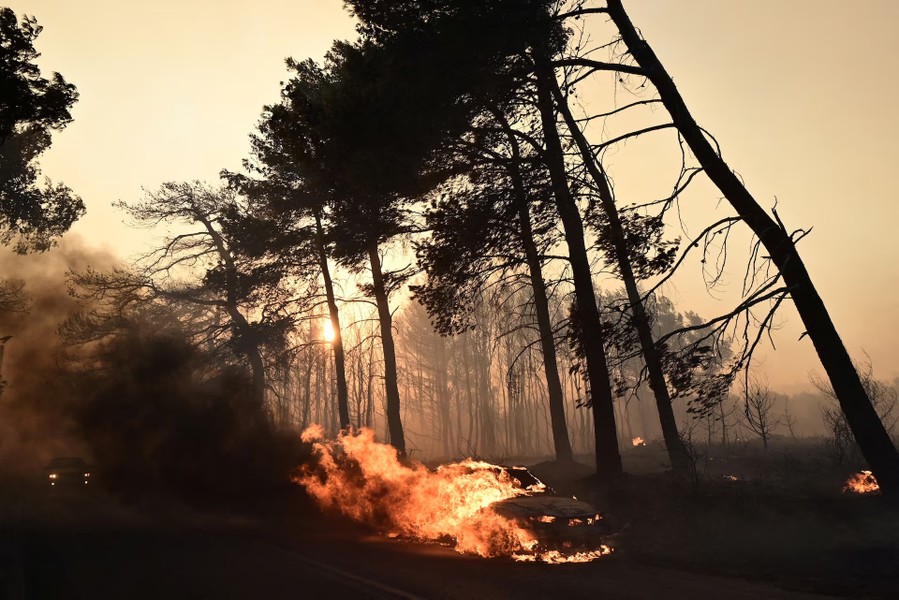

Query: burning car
[44,456,92,489]
[490,495,606,548]
[297,426,613,563]
[472,465,611,557]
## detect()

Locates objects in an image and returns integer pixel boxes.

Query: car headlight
[84,472,91,477]
[49,473,58,479]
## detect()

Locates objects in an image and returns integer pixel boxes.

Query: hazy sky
[7,0,899,392]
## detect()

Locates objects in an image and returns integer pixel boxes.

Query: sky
[6,0,899,392]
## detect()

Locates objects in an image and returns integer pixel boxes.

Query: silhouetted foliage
[589,211,678,281]
[0,8,83,252]
[414,164,557,335]
[69,182,297,413]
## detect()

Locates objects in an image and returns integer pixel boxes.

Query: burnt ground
[528,439,899,599]
[1,440,897,600]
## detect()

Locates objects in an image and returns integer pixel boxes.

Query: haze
[7,0,899,392]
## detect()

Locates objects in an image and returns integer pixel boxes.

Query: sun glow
[323,319,336,343]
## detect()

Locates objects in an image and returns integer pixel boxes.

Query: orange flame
[723,475,739,481]
[631,436,645,447]
[295,426,612,563]
[843,470,880,494]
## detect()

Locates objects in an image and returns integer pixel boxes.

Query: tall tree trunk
[302,346,314,429]
[477,339,495,456]
[534,60,623,478]
[245,346,267,418]
[367,243,406,455]
[435,336,454,457]
[366,342,376,427]
[606,0,899,494]
[501,118,575,462]
[354,352,364,428]
[719,400,729,450]
[315,212,351,429]
[549,75,689,472]
[462,334,476,451]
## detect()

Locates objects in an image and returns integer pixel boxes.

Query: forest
[2,1,898,596]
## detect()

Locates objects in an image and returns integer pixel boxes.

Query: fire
[723,475,739,481]
[631,436,645,447]
[843,470,880,494]
[513,547,612,563]
[295,426,612,563]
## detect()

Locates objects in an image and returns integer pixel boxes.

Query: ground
[1,438,897,599]
[531,439,899,598]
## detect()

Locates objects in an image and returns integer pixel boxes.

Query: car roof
[491,496,598,519]
[503,466,544,489]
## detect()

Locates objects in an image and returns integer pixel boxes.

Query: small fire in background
[723,475,739,481]
[843,470,880,494]
[631,436,645,447]
[295,425,612,563]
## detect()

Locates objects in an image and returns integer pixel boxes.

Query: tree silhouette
[603,0,899,494]
[72,182,295,416]
[546,68,689,472]
[739,377,779,451]
[220,167,353,429]
[347,0,626,476]
[248,26,494,453]
[0,8,83,252]
[413,113,575,462]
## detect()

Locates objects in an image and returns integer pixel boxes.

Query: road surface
[0,489,860,599]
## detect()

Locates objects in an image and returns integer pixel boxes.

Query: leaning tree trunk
[367,243,406,456]
[535,59,623,479]
[314,212,351,429]
[548,76,689,473]
[504,130,574,462]
[606,0,899,494]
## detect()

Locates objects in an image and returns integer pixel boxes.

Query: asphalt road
[0,488,840,600]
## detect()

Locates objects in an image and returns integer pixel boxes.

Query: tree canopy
[0,8,83,252]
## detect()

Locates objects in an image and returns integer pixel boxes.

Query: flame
[295,426,612,563]
[843,470,880,494]
[631,436,645,447]
[513,547,612,563]
[723,475,739,481]
[301,423,324,443]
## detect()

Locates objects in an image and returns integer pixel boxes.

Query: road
[0,489,842,599]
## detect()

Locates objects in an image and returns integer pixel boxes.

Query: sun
[323,319,336,343]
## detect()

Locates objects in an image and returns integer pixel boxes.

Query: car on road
[44,456,92,489]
